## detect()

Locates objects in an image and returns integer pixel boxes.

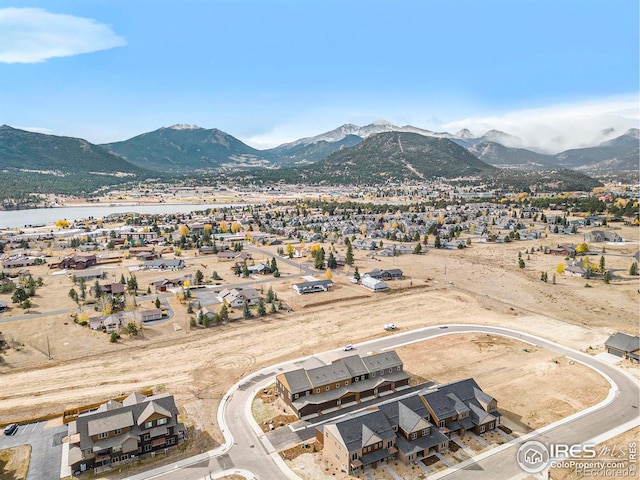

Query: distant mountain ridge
[0,125,149,195]
[277,131,497,184]
[102,124,273,172]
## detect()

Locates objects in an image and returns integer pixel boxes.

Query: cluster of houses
[275,350,500,474]
[67,391,185,474]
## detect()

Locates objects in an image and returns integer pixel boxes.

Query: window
[144,445,152,452]
[336,384,340,389]
[138,447,142,454]
[439,420,445,428]
[143,434,150,441]
[397,366,401,371]
[167,437,175,445]
[114,428,122,435]
[121,454,129,460]
[490,422,494,429]
[354,377,359,382]
[316,388,320,393]
[360,375,365,381]
[306,391,310,396]
[98,432,108,439]
[294,393,299,399]
[480,425,485,433]
[157,418,167,425]
[326,386,330,391]
[344,381,349,386]
[144,421,153,429]
[352,452,358,460]
[422,428,429,436]
[388,368,392,373]
[387,441,393,448]
[411,432,417,440]
[371,372,376,378]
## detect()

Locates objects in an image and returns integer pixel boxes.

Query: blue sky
[0,0,638,151]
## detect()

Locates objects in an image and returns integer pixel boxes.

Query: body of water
[0,203,244,229]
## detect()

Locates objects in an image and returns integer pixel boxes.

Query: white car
[343,344,354,351]
[384,323,397,330]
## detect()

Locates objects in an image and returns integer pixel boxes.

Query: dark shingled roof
[605,332,640,353]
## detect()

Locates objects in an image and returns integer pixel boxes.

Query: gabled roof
[137,401,172,425]
[122,392,146,406]
[331,409,395,453]
[306,363,351,388]
[605,332,640,353]
[341,355,369,377]
[361,350,403,372]
[87,411,134,436]
[361,424,382,447]
[280,368,312,394]
[96,399,123,412]
[398,403,431,434]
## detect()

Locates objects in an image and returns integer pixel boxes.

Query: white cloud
[0,7,126,63]
[442,95,639,153]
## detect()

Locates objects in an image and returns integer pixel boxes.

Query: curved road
[126,324,639,480]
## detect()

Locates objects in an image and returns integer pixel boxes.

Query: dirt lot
[0,223,637,448]
[549,426,639,480]
[0,444,30,480]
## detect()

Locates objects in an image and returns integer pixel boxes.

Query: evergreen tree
[603,271,611,284]
[518,258,525,269]
[327,251,338,269]
[242,301,252,319]
[353,267,361,281]
[629,262,638,276]
[195,269,204,285]
[257,299,266,316]
[434,235,442,249]
[155,297,161,309]
[413,243,422,254]
[345,243,354,266]
[270,302,277,313]
[270,257,278,272]
[599,255,605,272]
[266,286,275,303]
[220,304,229,322]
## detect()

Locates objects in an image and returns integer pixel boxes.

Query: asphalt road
[128,324,640,480]
[0,421,67,480]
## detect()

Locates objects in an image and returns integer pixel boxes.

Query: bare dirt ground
[0,222,637,467]
[549,426,639,480]
[0,444,30,480]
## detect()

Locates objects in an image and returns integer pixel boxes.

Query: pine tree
[629,262,638,276]
[242,301,252,319]
[345,243,354,266]
[257,299,266,316]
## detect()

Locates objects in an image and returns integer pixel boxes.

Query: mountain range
[1,120,636,196]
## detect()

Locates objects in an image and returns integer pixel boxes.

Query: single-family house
[138,309,163,323]
[142,259,185,271]
[363,269,403,281]
[218,288,260,307]
[292,279,334,295]
[59,255,98,270]
[604,332,640,363]
[362,277,388,291]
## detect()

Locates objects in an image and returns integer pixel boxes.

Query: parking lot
[0,419,68,480]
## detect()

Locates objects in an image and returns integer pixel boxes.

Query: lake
[0,203,245,229]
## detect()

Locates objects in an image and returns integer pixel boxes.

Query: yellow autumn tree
[96,218,103,228]
[286,244,294,256]
[576,243,589,253]
[179,225,190,237]
[55,219,70,228]
[324,268,333,280]
[557,263,565,274]
[231,221,241,233]
[203,224,212,232]
[219,221,229,233]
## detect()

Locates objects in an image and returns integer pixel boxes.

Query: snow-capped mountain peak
[169,124,201,130]
[456,128,475,139]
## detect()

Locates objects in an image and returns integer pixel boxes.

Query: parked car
[343,344,354,351]
[384,323,397,330]
[349,277,359,284]
[4,424,18,436]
